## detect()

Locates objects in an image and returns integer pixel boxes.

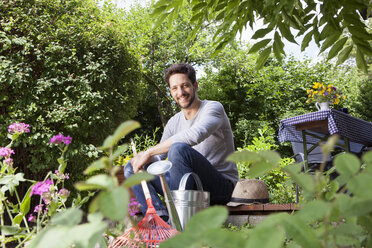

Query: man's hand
[131,151,152,173]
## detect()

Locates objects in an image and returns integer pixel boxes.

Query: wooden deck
[228,203,299,215]
[226,203,299,226]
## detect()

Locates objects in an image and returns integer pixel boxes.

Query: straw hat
[227,179,269,207]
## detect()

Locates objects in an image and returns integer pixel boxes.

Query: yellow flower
[334,98,340,104]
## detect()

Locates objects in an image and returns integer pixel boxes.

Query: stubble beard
[178,90,195,109]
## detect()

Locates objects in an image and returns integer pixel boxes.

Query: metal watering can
[147,161,210,231]
[171,172,210,230]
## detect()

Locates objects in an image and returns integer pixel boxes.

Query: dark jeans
[124,142,234,217]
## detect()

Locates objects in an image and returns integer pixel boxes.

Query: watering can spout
[147,161,183,232]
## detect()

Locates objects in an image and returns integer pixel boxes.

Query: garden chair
[291,142,334,202]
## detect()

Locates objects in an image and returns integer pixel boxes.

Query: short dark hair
[164,63,196,86]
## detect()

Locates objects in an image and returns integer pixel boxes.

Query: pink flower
[58,188,70,198]
[50,134,72,146]
[31,179,53,197]
[128,198,140,216]
[8,123,30,134]
[4,158,13,166]
[0,147,15,159]
[28,214,36,222]
[41,191,52,205]
[54,170,70,180]
[34,204,44,213]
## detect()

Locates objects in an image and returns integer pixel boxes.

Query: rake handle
[130,138,152,200]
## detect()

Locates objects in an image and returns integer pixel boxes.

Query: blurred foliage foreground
[2,120,372,248]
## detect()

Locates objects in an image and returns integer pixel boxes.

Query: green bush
[0,0,141,182]
[236,126,296,203]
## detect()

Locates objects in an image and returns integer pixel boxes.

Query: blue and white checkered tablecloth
[278,109,372,153]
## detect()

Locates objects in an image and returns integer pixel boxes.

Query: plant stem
[14,190,30,232]
[1,212,5,248]
[15,229,36,248]
[36,197,42,233]
[4,201,14,223]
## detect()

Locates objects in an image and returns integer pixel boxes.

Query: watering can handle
[179,172,204,191]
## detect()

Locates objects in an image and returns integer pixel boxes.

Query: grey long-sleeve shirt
[160,100,239,185]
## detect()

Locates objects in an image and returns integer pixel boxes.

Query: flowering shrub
[0,122,78,246]
[1,120,152,247]
[306,82,345,104]
[8,123,30,134]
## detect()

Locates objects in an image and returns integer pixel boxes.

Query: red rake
[109,140,178,248]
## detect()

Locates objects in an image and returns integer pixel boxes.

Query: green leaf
[336,45,353,66]
[84,157,109,175]
[334,153,360,177]
[192,2,207,12]
[112,144,129,161]
[228,150,280,178]
[273,31,285,61]
[227,150,262,162]
[251,27,274,39]
[296,200,330,223]
[57,158,67,173]
[51,208,83,226]
[110,120,140,148]
[347,173,372,198]
[160,231,200,248]
[283,215,322,248]
[13,213,24,225]
[122,172,154,188]
[278,22,297,44]
[151,5,167,16]
[98,187,129,221]
[362,151,372,168]
[363,151,372,175]
[203,228,248,248]
[0,225,21,235]
[20,184,33,215]
[319,32,341,54]
[185,206,228,232]
[71,221,107,248]
[356,47,368,73]
[284,164,315,193]
[246,224,285,248]
[327,37,348,60]
[348,25,372,40]
[319,24,334,41]
[343,198,372,217]
[75,174,115,191]
[248,39,271,54]
[331,222,366,246]
[255,46,272,70]
[28,226,74,248]
[301,30,313,52]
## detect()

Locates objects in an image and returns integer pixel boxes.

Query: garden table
[278,109,372,170]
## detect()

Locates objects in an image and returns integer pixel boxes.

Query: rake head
[109,199,178,248]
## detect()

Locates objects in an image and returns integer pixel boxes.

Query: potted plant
[306,82,345,110]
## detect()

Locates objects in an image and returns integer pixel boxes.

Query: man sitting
[124,63,239,221]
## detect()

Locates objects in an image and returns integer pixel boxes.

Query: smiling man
[124,63,238,222]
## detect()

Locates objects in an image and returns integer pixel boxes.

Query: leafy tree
[121,2,217,131]
[0,0,141,181]
[152,0,372,72]
[197,41,366,151]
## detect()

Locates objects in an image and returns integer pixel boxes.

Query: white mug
[315,102,330,110]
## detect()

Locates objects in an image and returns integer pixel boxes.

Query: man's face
[169,73,197,109]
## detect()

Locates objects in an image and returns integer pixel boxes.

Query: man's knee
[168,142,190,158]
[124,161,134,178]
